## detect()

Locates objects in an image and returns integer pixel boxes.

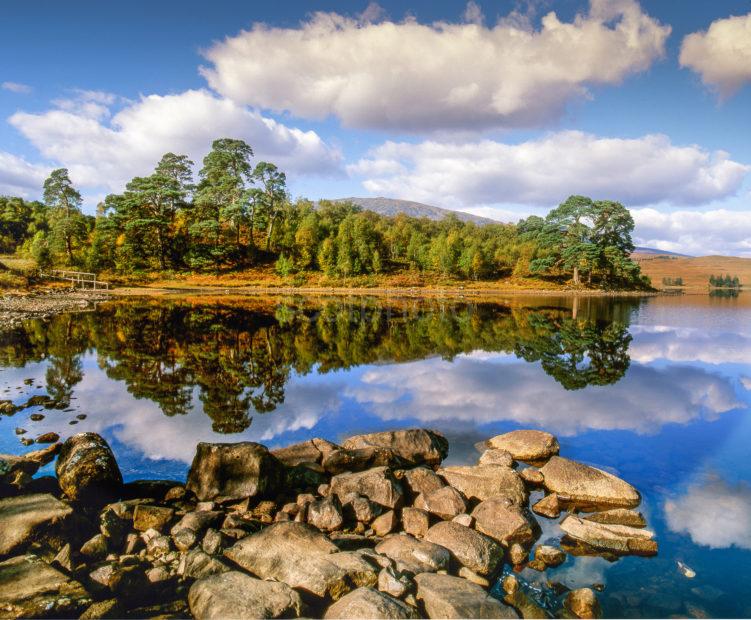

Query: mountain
[633,247,692,257]
[330,197,498,225]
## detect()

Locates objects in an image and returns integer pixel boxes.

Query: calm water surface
[1,293,750,618]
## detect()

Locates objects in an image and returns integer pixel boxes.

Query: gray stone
[183,548,232,579]
[55,433,122,504]
[402,467,445,498]
[402,507,430,538]
[415,573,518,618]
[0,493,72,557]
[308,496,345,532]
[343,494,382,524]
[378,566,412,598]
[478,449,515,468]
[374,535,450,574]
[186,442,285,501]
[534,545,566,568]
[583,508,646,528]
[425,521,503,577]
[414,486,467,521]
[519,468,544,487]
[80,533,109,560]
[471,496,540,547]
[486,430,559,463]
[372,510,398,536]
[323,447,405,474]
[559,515,657,556]
[342,429,449,467]
[133,504,174,532]
[79,599,122,619]
[531,493,561,519]
[438,465,526,504]
[271,437,340,467]
[331,467,404,509]
[170,510,224,537]
[565,588,603,619]
[324,587,418,619]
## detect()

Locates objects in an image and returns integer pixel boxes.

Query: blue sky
[1,0,750,255]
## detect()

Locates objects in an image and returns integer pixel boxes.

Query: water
[1,293,750,617]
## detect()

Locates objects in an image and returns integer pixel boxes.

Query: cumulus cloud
[680,12,751,98]
[630,327,751,365]
[1,81,32,94]
[201,0,669,131]
[0,151,50,198]
[9,88,342,196]
[632,208,751,257]
[665,476,751,549]
[350,131,749,208]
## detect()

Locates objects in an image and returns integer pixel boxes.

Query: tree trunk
[573,265,580,285]
[266,217,274,251]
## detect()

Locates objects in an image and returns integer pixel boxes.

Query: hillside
[633,253,751,289]
[330,197,498,225]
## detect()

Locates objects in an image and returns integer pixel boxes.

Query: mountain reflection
[0,297,639,432]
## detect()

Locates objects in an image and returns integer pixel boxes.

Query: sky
[1,0,750,256]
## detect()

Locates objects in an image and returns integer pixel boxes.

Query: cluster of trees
[662,276,684,286]
[709,274,741,288]
[0,298,636,432]
[1,137,649,288]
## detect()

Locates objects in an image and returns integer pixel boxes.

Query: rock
[564,588,602,619]
[0,493,72,557]
[309,496,345,532]
[271,437,340,467]
[372,510,398,536]
[472,496,540,547]
[79,598,123,619]
[51,543,73,572]
[452,513,473,527]
[415,573,518,619]
[508,543,527,566]
[202,528,225,555]
[35,432,59,444]
[343,494,382,524]
[487,430,559,463]
[534,545,566,567]
[402,467,445,498]
[331,467,404,509]
[0,554,91,618]
[519,468,544,487]
[170,510,224,537]
[538,457,640,510]
[501,574,547,618]
[186,442,285,502]
[583,509,646,528]
[342,429,449,467]
[374,535,450,574]
[165,485,186,502]
[133,504,174,532]
[559,515,657,556]
[438,465,526,504]
[122,479,176,501]
[414,486,467,521]
[224,522,375,600]
[531,493,560,519]
[189,570,303,619]
[55,433,123,504]
[379,566,412,598]
[402,507,430,538]
[324,447,405,474]
[29,414,45,422]
[145,533,172,559]
[424,521,502,577]
[324,587,418,619]
[146,566,172,585]
[0,453,40,489]
[183,548,232,579]
[479,449,515,467]
[330,533,377,551]
[80,533,109,560]
[458,566,490,587]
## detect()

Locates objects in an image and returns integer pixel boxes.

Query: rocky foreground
[0,289,109,332]
[0,429,657,619]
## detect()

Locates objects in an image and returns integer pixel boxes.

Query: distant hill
[634,253,751,289]
[633,247,691,257]
[329,197,498,225]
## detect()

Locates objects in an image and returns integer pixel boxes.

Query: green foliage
[662,276,683,286]
[709,274,741,288]
[43,168,89,265]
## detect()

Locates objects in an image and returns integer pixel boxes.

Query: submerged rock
[55,433,123,504]
[487,430,559,463]
[415,573,518,619]
[538,457,640,510]
[564,588,602,619]
[424,521,503,577]
[559,515,657,556]
[342,429,449,467]
[0,493,72,557]
[438,465,526,504]
[324,587,418,619]
[189,570,303,619]
[186,442,285,502]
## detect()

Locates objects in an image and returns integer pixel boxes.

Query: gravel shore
[0,288,111,331]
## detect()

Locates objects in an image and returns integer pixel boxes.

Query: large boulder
[271,438,340,467]
[402,467,445,498]
[437,465,526,504]
[186,442,285,502]
[486,430,559,463]
[188,571,303,619]
[308,496,345,532]
[0,493,73,557]
[414,486,466,521]
[374,535,450,574]
[324,587,418,619]
[559,515,657,556]
[342,429,448,467]
[224,522,376,600]
[55,433,122,504]
[539,457,640,510]
[471,497,540,547]
[424,522,503,577]
[330,467,404,509]
[0,554,91,618]
[414,573,518,619]
[323,447,405,474]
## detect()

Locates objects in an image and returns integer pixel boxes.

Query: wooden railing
[43,270,110,290]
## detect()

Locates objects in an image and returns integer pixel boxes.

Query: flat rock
[539,457,640,510]
[0,493,72,557]
[486,430,559,463]
[478,449,515,468]
[560,515,657,556]
[186,442,285,502]
[583,508,646,528]
[402,467,445,498]
[0,554,91,618]
[424,521,503,577]
[342,429,449,467]
[133,504,174,532]
[414,486,466,521]
[330,467,404,509]
[0,454,40,489]
[189,570,303,619]
[374,535,450,574]
[271,437,340,467]
[324,587,418,619]
[471,496,540,547]
[438,465,526,504]
[55,433,123,504]
[415,573,518,619]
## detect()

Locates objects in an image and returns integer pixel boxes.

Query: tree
[251,162,287,252]
[43,168,87,264]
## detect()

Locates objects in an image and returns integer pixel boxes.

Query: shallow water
[1,293,750,617]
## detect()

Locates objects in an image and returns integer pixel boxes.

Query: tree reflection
[0,297,637,430]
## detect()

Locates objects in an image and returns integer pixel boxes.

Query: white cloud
[0,151,50,198]
[632,208,751,257]
[1,81,32,94]
[200,0,669,131]
[9,88,342,198]
[665,476,751,550]
[630,326,751,364]
[680,12,751,98]
[350,131,749,208]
